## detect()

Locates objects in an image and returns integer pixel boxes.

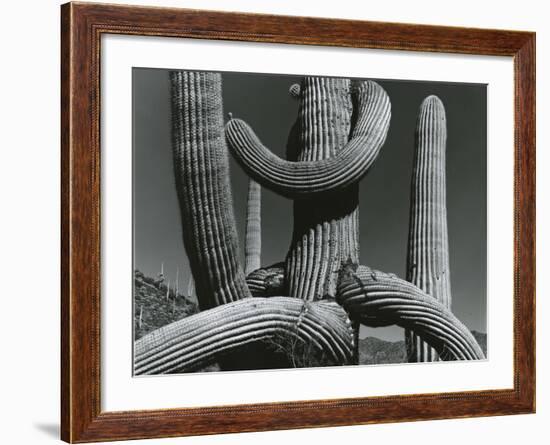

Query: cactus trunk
[244,179,262,275]
[285,78,359,301]
[338,265,484,361]
[170,71,251,310]
[134,297,354,374]
[405,95,451,362]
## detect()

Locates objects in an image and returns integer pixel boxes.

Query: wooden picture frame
[61,1,535,442]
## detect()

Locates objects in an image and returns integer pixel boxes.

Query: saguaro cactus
[244,179,262,275]
[286,78,357,301]
[170,71,251,309]
[227,78,390,301]
[405,95,451,362]
[134,72,485,375]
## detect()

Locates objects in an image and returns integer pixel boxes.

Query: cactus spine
[246,263,286,297]
[405,95,451,362]
[244,179,262,275]
[170,71,251,310]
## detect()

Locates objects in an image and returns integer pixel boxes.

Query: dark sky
[133,68,487,341]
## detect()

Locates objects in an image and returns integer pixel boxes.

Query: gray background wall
[133,68,487,341]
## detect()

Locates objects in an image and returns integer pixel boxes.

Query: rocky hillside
[359,331,487,365]
[134,270,199,340]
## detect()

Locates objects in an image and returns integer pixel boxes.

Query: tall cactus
[170,71,251,310]
[405,95,451,362]
[244,179,262,275]
[227,78,391,302]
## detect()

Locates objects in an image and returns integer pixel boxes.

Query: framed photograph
[61,2,535,442]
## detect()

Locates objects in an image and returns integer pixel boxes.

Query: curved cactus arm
[244,179,262,275]
[171,71,251,310]
[246,263,286,297]
[134,297,354,374]
[337,265,485,361]
[406,95,451,362]
[224,81,391,198]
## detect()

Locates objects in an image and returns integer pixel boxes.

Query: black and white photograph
[132,68,487,375]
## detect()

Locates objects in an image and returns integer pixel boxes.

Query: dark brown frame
[61,1,536,442]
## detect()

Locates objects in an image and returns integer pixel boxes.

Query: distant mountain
[359,331,487,365]
[359,337,407,365]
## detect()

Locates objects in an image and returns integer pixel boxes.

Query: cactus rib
[244,179,262,275]
[134,297,354,374]
[284,78,359,301]
[337,266,484,360]
[406,95,451,362]
[170,71,251,310]
[224,80,391,198]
